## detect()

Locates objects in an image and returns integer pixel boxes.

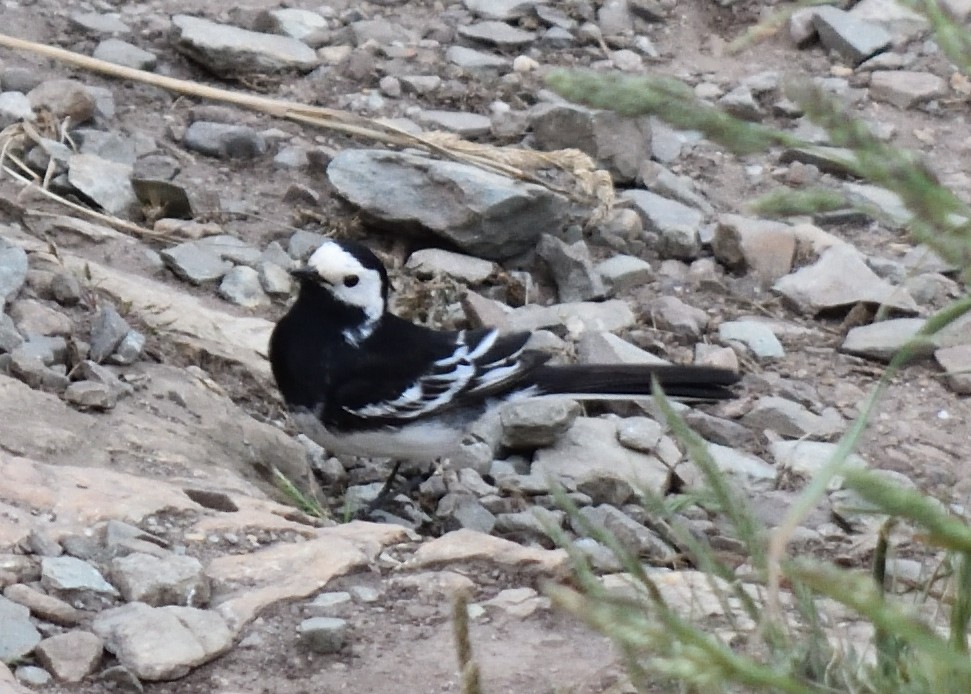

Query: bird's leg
[361,460,403,516]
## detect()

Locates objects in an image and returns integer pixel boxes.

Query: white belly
[292,410,464,461]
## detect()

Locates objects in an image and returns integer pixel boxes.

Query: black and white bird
[269,239,740,468]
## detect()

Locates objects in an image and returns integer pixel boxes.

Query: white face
[306,241,386,323]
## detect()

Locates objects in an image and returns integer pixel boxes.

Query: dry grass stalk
[0,33,615,221]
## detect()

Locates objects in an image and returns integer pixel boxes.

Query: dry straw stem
[0,33,614,219]
[0,119,176,241]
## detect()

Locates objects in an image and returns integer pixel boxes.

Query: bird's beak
[290,267,321,282]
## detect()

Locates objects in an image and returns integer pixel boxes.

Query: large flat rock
[327,149,570,260]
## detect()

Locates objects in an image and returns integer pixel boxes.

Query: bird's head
[291,239,389,324]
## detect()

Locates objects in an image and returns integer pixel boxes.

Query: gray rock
[841,318,929,361]
[935,345,971,394]
[0,91,33,130]
[941,0,971,20]
[219,266,270,309]
[530,103,651,182]
[493,507,564,541]
[28,79,96,124]
[770,440,866,489]
[616,416,664,453]
[15,665,51,686]
[778,145,858,178]
[171,15,319,77]
[621,189,704,236]
[26,137,72,174]
[573,537,622,572]
[683,409,755,448]
[500,398,580,449]
[657,223,701,260]
[262,241,296,270]
[463,0,545,20]
[900,244,957,274]
[185,235,260,266]
[440,494,496,534]
[273,145,309,170]
[0,240,28,306]
[298,617,348,654]
[680,443,776,491]
[93,39,158,71]
[537,235,606,302]
[160,243,233,285]
[90,304,131,363]
[98,665,143,692]
[595,254,653,294]
[851,0,929,40]
[598,0,634,34]
[258,261,292,296]
[506,300,635,335]
[112,330,145,365]
[33,631,103,683]
[712,215,796,285]
[42,557,118,595]
[456,468,499,497]
[255,8,329,41]
[399,75,442,95]
[75,130,142,166]
[67,153,137,216]
[533,417,670,505]
[75,360,133,399]
[458,21,537,47]
[445,46,510,69]
[70,11,129,34]
[183,122,267,159]
[8,349,70,392]
[416,109,491,138]
[111,553,209,607]
[843,182,911,228]
[8,299,73,337]
[65,381,117,410]
[576,505,674,561]
[0,314,23,353]
[611,49,644,72]
[405,248,495,284]
[350,18,418,45]
[641,163,714,215]
[644,295,708,337]
[13,336,67,364]
[812,6,892,65]
[287,231,327,261]
[536,4,577,29]
[50,272,82,306]
[719,85,762,121]
[305,591,353,618]
[869,70,948,109]
[742,396,844,439]
[772,244,917,315]
[576,331,668,365]
[719,320,785,358]
[0,595,41,663]
[92,603,232,681]
[541,26,576,47]
[327,149,568,260]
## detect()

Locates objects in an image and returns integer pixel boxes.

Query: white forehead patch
[308,241,364,278]
[305,241,385,344]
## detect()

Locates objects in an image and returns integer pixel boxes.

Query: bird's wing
[338,327,545,422]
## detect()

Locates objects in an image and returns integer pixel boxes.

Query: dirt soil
[2,0,971,692]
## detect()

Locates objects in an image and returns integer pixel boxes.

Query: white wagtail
[269,239,740,473]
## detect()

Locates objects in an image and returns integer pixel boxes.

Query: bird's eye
[343,275,359,288]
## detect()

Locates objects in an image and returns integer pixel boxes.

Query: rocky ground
[0,0,970,692]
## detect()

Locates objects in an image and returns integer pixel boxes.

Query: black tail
[531,364,740,401]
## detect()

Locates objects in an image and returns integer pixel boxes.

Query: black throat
[269,278,371,411]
